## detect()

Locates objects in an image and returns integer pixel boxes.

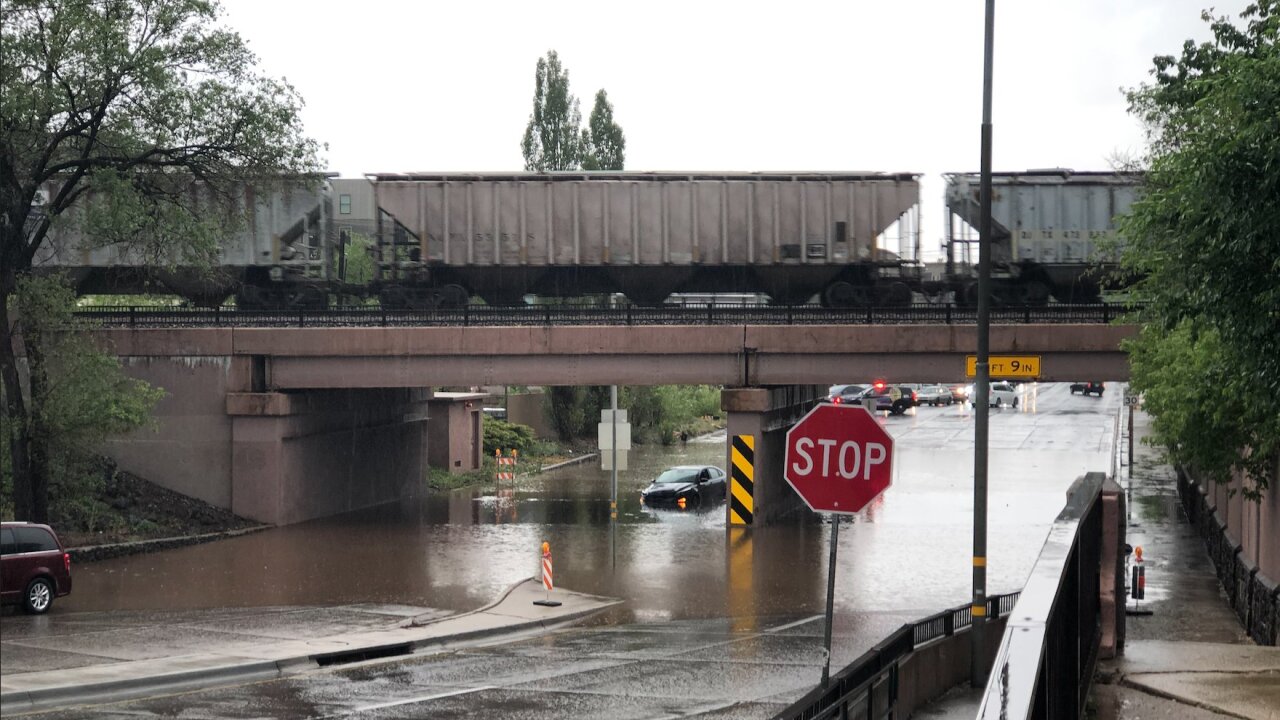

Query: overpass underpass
[94,323,1136,527]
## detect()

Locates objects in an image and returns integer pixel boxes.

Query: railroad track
[76,302,1139,328]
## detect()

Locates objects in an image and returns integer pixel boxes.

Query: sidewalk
[1091,406,1279,719]
[0,578,620,714]
[917,405,1279,720]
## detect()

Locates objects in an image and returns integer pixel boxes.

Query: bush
[483,418,535,456]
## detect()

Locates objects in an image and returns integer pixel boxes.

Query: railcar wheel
[437,284,470,309]
[879,281,912,306]
[822,281,863,308]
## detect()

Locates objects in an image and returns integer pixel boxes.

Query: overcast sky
[220,0,1243,250]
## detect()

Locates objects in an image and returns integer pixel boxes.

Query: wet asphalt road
[1,383,1122,718]
[15,614,926,719]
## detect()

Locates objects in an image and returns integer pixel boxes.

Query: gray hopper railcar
[942,170,1141,304]
[368,172,922,308]
[31,178,337,308]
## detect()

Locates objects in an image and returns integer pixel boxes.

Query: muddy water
[62,384,1120,627]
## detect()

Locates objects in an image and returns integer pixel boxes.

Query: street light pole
[971,0,996,690]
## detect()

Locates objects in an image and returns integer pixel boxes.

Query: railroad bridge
[89,311,1136,526]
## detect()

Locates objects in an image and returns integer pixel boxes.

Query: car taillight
[63,552,71,573]
[832,397,842,404]
[911,392,917,401]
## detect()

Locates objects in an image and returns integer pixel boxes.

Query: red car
[1,522,72,614]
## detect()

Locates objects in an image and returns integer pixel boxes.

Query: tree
[581,90,625,171]
[1121,1,1279,498]
[520,51,583,172]
[1,0,322,521]
[0,277,165,521]
[520,52,628,439]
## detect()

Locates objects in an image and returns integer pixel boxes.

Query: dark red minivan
[1,522,72,614]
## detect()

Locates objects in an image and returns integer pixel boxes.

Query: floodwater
[60,383,1122,628]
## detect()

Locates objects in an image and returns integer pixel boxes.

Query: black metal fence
[75,302,1137,329]
[1177,469,1280,646]
[977,472,1106,720]
[772,591,1021,720]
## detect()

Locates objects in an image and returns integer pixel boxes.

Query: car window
[0,527,14,555]
[14,527,58,553]
[655,469,699,484]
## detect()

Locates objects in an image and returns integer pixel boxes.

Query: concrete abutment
[108,356,436,526]
[721,385,828,526]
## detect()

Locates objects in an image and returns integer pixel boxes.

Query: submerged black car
[640,465,728,508]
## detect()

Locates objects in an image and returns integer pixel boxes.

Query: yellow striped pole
[730,435,755,525]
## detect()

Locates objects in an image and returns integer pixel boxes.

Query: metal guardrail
[74,302,1137,328]
[772,591,1021,720]
[977,472,1106,720]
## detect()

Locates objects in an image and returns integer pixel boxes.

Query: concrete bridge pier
[721,385,827,526]
[106,355,433,526]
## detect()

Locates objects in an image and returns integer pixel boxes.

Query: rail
[977,472,1106,719]
[74,302,1136,328]
[772,591,1021,720]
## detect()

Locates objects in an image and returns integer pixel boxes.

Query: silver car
[917,385,955,406]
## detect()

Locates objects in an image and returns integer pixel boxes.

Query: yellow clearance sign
[966,355,1041,379]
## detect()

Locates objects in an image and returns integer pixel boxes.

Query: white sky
[220,0,1242,255]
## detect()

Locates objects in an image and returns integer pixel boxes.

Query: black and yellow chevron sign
[730,434,755,525]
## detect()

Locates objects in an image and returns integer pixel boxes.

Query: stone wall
[1178,465,1280,646]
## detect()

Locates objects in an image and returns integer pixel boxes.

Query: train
[939,171,1140,304]
[30,169,1140,309]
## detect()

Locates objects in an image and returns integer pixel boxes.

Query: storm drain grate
[313,643,413,667]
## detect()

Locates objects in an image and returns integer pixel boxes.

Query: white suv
[971,382,1020,408]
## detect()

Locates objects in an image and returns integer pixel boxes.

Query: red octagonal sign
[784,403,894,515]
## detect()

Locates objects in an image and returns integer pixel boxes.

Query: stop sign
[784,404,894,514]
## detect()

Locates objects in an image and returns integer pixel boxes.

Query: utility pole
[971,0,996,690]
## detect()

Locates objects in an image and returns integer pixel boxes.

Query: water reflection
[64,391,1117,630]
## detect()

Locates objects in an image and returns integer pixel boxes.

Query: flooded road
[60,383,1121,628]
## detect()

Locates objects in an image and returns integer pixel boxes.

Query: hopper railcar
[940,170,1140,305]
[30,178,340,309]
[29,169,1143,309]
[367,172,923,308]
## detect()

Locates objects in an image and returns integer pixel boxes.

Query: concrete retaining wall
[897,617,1009,714]
[107,356,240,508]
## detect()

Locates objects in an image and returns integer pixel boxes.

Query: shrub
[483,418,535,456]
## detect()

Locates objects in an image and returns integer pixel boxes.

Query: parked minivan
[1,522,72,614]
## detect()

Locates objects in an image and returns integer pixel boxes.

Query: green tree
[0,277,165,521]
[520,51,583,172]
[1,0,322,521]
[581,90,626,171]
[1121,1,1279,498]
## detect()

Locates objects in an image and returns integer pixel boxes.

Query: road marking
[323,686,497,717]
[765,614,825,633]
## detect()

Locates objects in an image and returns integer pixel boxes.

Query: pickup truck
[1069,382,1105,396]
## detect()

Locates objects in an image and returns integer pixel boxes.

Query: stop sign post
[784,402,895,687]
[785,403,894,515]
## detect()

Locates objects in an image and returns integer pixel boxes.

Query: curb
[2,659,287,714]
[535,453,599,473]
[67,525,271,563]
[0,579,620,714]
[403,576,530,628]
